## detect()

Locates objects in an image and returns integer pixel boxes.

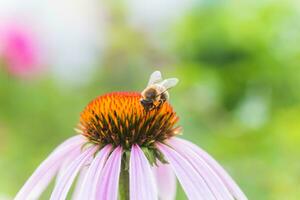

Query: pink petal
[46,135,85,154]
[152,162,176,200]
[15,135,85,200]
[173,138,248,200]
[39,140,84,197]
[56,154,77,184]
[71,165,88,200]
[96,146,123,200]
[23,164,57,200]
[130,145,158,200]
[75,145,112,200]
[157,143,215,200]
[50,145,97,200]
[168,139,234,200]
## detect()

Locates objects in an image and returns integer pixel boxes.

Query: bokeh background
[1,0,300,199]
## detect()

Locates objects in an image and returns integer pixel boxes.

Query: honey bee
[140,71,179,111]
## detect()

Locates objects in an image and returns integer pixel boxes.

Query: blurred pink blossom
[0,22,43,78]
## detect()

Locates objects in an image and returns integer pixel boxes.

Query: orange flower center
[79,92,181,149]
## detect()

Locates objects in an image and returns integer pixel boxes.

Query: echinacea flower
[15,71,247,200]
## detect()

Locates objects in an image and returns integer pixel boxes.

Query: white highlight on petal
[152,162,176,200]
[130,145,158,200]
[96,146,122,200]
[50,145,97,200]
[173,138,248,200]
[168,138,234,200]
[157,143,215,200]
[15,135,85,200]
[75,145,112,200]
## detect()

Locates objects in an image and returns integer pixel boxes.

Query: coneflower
[15,71,247,200]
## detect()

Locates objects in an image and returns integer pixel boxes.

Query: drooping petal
[75,145,112,200]
[25,148,82,200]
[22,163,57,200]
[130,145,158,200]
[53,135,86,152]
[168,138,234,200]
[50,145,97,200]
[31,148,82,199]
[96,146,122,200]
[15,135,85,200]
[152,162,176,200]
[71,165,88,200]
[157,143,215,200]
[56,153,77,184]
[173,138,248,200]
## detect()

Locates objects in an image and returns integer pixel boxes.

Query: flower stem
[119,156,130,200]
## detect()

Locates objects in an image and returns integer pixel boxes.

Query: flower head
[80,92,180,149]
[16,71,247,200]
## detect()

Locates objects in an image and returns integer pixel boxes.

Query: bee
[140,71,179,111]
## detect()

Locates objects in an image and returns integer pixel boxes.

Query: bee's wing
[148,71,163,86]
[158,78,179,90]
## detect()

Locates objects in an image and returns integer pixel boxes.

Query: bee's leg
[149,107,155,111]
[156,99,165,110]
[148,103,156,111]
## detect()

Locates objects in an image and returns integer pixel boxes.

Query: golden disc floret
[79,92,181,149]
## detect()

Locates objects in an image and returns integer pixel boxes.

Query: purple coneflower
[16,71,247,200]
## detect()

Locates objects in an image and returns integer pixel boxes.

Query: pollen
[79,92,181,149]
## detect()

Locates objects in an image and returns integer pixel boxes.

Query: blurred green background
[1,0,300,199]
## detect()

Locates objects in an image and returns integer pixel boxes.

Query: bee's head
[140,98,153,110]
[144,87,158,99]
